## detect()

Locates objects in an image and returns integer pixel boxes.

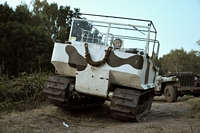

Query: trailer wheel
[164,85,177,103]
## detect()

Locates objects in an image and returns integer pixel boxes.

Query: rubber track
[110,88,154,122]
[43,76,104,110]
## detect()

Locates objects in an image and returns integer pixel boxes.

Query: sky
[1,0,200,57]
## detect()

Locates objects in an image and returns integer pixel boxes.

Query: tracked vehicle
[43,14,160,121]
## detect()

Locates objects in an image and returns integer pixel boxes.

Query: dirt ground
[0,96,200,133]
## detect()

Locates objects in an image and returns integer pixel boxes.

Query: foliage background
[158,48,200,74]
[0,1,80,77]
[0,0,81,111]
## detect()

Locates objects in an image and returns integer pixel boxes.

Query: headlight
[113,38,122,49]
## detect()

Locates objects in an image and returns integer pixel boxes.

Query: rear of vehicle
[43,14,160,121]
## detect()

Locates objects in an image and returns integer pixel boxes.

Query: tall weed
[0,73,49,112]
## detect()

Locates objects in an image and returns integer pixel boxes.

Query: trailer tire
[164,85,177,103]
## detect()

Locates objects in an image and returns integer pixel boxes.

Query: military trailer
[155,72,200,102]
[43,14,160,121]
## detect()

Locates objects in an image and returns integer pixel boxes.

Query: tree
[43,3,58,41]
[0,1,82,77]
[158,48,200,74]
[55,6,81,42]
[187,50,200,73]
[0,3,53,76]
[197,40,200,46]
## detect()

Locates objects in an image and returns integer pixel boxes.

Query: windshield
[69,16,159,57]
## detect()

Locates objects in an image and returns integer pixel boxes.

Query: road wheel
[194,93,200,97]
[164,85,177,103]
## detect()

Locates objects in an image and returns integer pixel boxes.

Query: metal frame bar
[81,13,157,33]
[69,14,160,57]
[81,13,158,47]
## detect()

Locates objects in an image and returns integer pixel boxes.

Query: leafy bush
[0,72,49,112]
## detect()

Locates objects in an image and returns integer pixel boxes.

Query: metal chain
[84,43,112,67]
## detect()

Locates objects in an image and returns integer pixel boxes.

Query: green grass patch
[0,73,50,112]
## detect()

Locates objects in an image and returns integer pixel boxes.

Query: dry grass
[0,103,63,133]
[0,102,115,133]
[1,98,200,133]
[187,97,200,118]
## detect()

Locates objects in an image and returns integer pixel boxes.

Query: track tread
[43,76,105,110]
[110,88,154,122]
